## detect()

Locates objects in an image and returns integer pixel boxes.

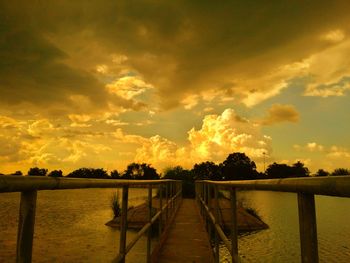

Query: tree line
[2,152,349,181]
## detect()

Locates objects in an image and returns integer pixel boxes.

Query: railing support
[16,190,37,263]
[298,193,319,263]
[230,188,238,263]
[147,184,152,263]
[214,185,220,263]
[159,184,163,238]
[166,182,169,222]
[118,185,129,263]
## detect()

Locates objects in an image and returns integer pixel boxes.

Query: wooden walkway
[157,199,214,263]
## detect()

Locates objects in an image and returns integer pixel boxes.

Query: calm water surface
[221,191,350,263]
[1,190,350,262]
[0,189,153,263]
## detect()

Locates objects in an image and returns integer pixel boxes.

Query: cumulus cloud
[135,135,187,168]
[261,104,299,125]
[134,108,272,169]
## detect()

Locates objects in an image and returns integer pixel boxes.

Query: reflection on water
[2,190,350,262]
[0,189,153,263]
[221,191,350,263]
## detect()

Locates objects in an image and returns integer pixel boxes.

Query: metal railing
[0,176,182,263]
[195,176,350,263]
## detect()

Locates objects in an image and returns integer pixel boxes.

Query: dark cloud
[0,1,146,116]
[261,104,299,125]
[1,0,350,112]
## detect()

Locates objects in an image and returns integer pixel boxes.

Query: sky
[0,0,350,175]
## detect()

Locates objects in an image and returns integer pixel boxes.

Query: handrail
[200,176,350,197]
[0,175,175,193]
[195,176,350,263]
[0,175,182,263]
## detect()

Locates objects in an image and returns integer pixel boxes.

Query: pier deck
[157,199,214,263]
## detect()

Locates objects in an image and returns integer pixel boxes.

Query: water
[221,191,350,263]
[1,190,350,262]
[0,189,154,263]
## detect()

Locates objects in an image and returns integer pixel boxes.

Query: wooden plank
[157,199,214,263]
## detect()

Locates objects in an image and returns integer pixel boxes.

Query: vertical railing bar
[208,184,212,240]
[170,182,173,213]
[202,183,204,214]
[298,193,319,263]
[147,184,152,263]
[215,185,223,226]
[214,185,220,263]
[174,182,177,210]
[230,187,238,263]
[165,182,169,222]
[159,184,163,238]
[16,190,37,263]
[118,185,129,263]
[204,183,207,228]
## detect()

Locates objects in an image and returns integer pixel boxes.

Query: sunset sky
[1,1,349,175]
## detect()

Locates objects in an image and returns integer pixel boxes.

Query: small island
[105,196,268,233]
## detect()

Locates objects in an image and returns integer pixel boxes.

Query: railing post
[147,184,152,263]
[214,185,220,263]
[204,183,208,229]
[230,188,238,263]
[298,193,319,263]
[169,182,173,213]
[16,190,37,263]
[174,182,177,209]
[201,182,204,216]
[207,184,212,237]
[159,184,163,238]
[166,182,169,222]
[119,185,129,263]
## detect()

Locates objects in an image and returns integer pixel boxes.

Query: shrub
[111,192,121,218]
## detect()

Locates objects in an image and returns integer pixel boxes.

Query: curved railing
[0,176,182,263]
[195,176,350,263]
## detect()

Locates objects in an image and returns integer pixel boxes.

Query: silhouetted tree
[331,168,350,176]
[266,163,293,178]
[48,170,63,177]
[163,166,191,180]
[122,163,159,180]
[266,162,309,178]
[110,170,120,179]
[163,166,194,198]
[67,168,109,179]
[11,171,23,176]
[222,152,257,180]
[292,161,310,177]
[28,167,48,176]
[192,161,222,180]
[315,169,329,177]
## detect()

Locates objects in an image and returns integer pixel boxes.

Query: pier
[1,175,350,263]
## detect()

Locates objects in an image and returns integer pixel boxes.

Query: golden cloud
[262,104,299,125]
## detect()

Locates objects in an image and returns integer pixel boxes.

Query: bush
[111,192,121,218]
